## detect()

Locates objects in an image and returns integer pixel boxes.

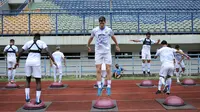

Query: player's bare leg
[106,64,111,96]
[96,64,102,96]
[142,60,146,75]
[147,60,151,76]
[8,68,12,84]
[25,76,31,102]
[35,78,42,104]
[175,68,180,83]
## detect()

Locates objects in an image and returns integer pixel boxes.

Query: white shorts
[95,52,112,65]
[141,51,151,60]
[159,63,174,77]
[25,66,41,78]
[7,61,16,68]
[53,65,62,74]
[175,61,185,69]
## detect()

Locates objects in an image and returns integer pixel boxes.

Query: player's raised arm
[175,50,190,60]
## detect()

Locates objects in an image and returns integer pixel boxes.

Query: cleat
[156,90,161,94]
[166,91,170,95]
[97,88,102,96]
[36,99,42,105]
[143,71,146,75]
[147,72,151,75]
[106,87,111,96]
[163,85,169,93]
[25,99,30,103]
[94,84,98,88]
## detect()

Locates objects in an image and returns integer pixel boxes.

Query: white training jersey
[139,38,156,52]
[52,51,64,66]
[174,49,184,62]
[155,46,177,65]
[4,45,18,61]
[22,40,47,66]
[91,26,114,54]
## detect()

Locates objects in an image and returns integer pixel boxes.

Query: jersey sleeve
[109,29,114,37]
[61,53,65,58]
[22,42,29,50]
[15,46,18,52]
[151,39,156,44]
[172,48,177,53]
[155,49,161,56]
[42,42,48,49]
[139,38,144,42]
[3,46,8,52]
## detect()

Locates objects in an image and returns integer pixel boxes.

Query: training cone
[140,80,154,86]
[182,79,196,85]
[23,99,46,110]
[93,97,116,109]
[163,96,185,106]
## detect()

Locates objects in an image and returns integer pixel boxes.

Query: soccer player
[130,32,160,75]
[113,64,124,79]
[3,39,18,84]
[15,33,57,104]
[174,45,185,83]
[155,40,190,95]
[50,46,66,83]
[87,16,120,96]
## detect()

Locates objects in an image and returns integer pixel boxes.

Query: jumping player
[155,40,190,95]
[174,45,185,83]
[130,32,160,75]
[15,33,57,104]
[50,46,66,83]
[87,16,120,96]
[3,39,18,84]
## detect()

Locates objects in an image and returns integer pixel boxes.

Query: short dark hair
[146,32,151,35]
[175,45,180,49]
[161,40,167,45]
[34,33,40,40]
[99,16,106,22]
[10,39,15,42]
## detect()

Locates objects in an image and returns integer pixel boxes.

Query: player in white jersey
[174,45,185,83]
[130,32,160,76]
[50,46,66,83]
[155,40,190,95]
[3,39,18,84]
[87,16,120,96]
[15,33,57,105]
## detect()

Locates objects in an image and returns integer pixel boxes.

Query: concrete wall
[0,35,200,46]
[8,0,26,4]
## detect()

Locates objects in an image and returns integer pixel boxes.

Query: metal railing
[0,54,199,78]
[0,11,200,36]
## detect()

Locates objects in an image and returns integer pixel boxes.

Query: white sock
[158,79,162,91]
[142,63,145,72]
[175,72,180,82]
[166,78,172,92]
[36,91,41,103]
[107,80,111,88]
[97,81,102,88]
[12,69,16,80]
[147,63,151,72]
[8,70,12,82]
[54,69,57,82]
[59,73,62,82]
[25,88,30,100]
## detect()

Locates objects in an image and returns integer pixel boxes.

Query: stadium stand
[1,0,200,35]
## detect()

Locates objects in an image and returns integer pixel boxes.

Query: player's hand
[129,40,134,42]
[116,45,120,52]
[15,63,19,68]
[178,62,181,64]
[64,63,66,67]
[87,46,91,52]
[186,56,190,60]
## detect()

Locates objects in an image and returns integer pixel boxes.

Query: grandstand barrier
[0,54,199,78]
[0,11,200,36]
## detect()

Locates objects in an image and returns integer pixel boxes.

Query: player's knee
[159,76,165,80]
[176,68,179,72]
[142,60,146,63]
[96,68,101,74]
[147,60,151,63]
[182,68,185,72]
